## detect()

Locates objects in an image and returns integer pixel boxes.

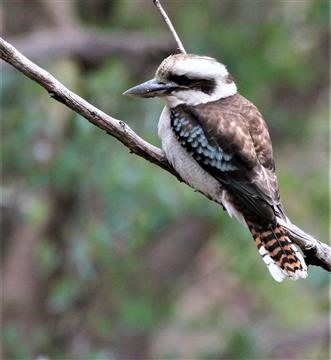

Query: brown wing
[170,93,284,223]
[238,94,282,208]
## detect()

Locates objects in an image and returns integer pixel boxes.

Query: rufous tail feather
[248,223,308,282]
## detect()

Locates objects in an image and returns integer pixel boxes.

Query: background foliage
[2,1,329,359]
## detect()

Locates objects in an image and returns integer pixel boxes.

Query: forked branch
[1,37,330,272]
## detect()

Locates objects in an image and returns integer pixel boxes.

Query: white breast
[157,106,247,227]
[158,106,222,201]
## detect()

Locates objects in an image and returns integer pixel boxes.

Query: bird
[123,53,308,282]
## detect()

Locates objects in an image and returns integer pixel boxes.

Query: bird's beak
[123,78,177,98]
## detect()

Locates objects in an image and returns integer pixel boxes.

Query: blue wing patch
[171,108,237,172]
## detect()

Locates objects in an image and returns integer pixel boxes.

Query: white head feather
[155,54,237,107]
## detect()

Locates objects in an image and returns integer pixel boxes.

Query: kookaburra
[124,53,307,282]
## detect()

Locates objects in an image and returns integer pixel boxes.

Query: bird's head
[123,53,237,107]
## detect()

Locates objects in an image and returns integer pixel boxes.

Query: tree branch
[1,37,330,272]
[153,0,186,54]
[0,38,178,178]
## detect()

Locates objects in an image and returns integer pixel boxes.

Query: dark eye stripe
[167,74,216,94]
[193,79,216,94]
[167,74,194,86]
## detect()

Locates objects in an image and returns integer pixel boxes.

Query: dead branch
[1,37,330,273]
[153,0,186,54]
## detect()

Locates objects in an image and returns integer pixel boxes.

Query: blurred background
[1,0,330,359]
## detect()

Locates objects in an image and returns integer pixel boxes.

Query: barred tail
[249,224,308,282]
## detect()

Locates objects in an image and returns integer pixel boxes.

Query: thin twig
[153,0,187,54]
[1,38,330,272]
